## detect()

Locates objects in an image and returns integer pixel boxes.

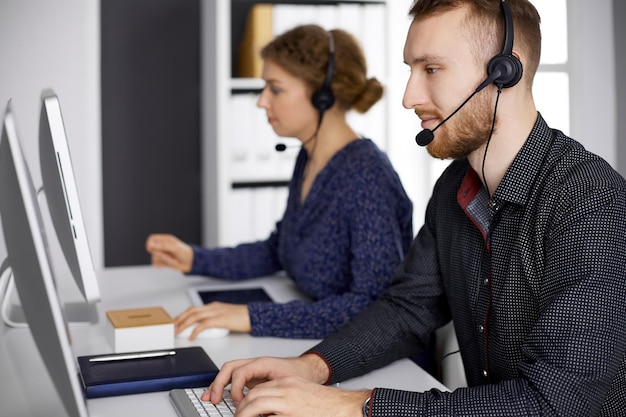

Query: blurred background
[0,0,622,271]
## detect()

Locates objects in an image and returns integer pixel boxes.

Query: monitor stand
[0,268,98,327]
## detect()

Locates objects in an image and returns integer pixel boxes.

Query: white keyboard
[169,388,236,417]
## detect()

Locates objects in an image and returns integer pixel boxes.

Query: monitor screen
[0,101,89,417]
[39,89,100,323]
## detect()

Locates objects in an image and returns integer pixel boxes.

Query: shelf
[230,77,265,92]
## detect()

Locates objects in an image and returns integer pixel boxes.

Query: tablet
[187,286,274,306]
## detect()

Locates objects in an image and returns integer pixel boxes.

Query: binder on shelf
[251,188,280,241]
[337,3,363,41]
[271,4,314,35]
[238,4,274,78]
[230,93,253,165]
[315,5,339,30]
[228,188,253,246]
[361,3,386,79]
[253,93,276,163]
[77,346,219,398]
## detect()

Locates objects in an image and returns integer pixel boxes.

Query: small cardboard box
[106,306,174,353]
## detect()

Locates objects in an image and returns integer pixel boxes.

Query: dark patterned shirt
[310,114,626,416]
[190,139,413,339]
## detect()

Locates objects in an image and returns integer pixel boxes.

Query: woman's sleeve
[188,222,283,279]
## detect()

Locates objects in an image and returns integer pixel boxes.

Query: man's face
[402,6,496,160]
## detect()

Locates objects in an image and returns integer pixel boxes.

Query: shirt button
[478,325,484,333]
[483,370,488,378]
[483,277,489,285]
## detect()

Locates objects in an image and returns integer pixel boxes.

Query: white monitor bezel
[39,89,100,304]
[0,101,88,417]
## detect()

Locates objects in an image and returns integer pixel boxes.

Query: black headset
[310,31,336,128]
[275,31,335,151]
[487,0,523,89]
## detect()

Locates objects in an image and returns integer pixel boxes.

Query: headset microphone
[415,69,504,147]
[276,132,318,152]
[276,30,336,152]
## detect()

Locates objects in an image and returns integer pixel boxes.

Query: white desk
[0,265,447,417]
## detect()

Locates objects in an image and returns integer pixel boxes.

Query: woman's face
[257,60,318,141]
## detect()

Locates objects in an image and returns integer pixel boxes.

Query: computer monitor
[0,101,89,417]
[1,90,100,326]
[37,89,100,324]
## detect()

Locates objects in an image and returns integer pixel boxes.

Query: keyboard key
[169,388,236,417]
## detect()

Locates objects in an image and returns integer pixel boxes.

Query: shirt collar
[491,112,554,207]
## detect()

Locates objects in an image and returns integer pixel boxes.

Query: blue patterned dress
[189,139,413,338]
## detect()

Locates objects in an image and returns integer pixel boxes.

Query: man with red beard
[204,1,626,416]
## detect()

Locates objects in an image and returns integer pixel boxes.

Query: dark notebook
[78,346,219,398]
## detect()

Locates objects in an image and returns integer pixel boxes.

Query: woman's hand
[145,233,193,273]
[174,302,251,338]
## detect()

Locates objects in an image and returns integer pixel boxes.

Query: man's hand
[205,354,331,404]
[234,376,370,417]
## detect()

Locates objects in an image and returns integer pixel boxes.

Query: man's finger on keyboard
[206,358,255,403]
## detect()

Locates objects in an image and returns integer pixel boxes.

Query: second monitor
[1,90,101,327]
[39,89,100,306]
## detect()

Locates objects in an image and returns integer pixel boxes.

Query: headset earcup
[311,88,335,113]
[487,54,523,89]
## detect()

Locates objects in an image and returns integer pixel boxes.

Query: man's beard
[426,91,496,160]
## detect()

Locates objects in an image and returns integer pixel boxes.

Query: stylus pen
[88,350,177,363]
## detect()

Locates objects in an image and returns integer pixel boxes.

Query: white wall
[0,0,102,269]
[568,0,616,167]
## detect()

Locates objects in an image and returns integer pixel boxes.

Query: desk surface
[0,265,447,417]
